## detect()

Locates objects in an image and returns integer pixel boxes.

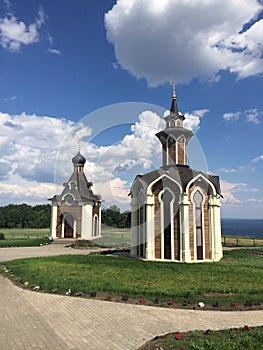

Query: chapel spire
[155,84,193,167]
[170,81,179,115]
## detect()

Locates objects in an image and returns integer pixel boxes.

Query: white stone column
[73,219,77,239]
[130,197,138,257]
[180,193,191,262]
[81,204,93,239]
[50,202,57,239]
[98,206,102,237]
[209,195,215,260]
[145,194,155,260]
[61,216,65,238]
[213,195,223,261]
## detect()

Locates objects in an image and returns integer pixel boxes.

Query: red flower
[244,325,250,331]
[175,333,181,340]
[139,298,145,303]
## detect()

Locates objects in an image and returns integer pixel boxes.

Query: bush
[0,233,5,240]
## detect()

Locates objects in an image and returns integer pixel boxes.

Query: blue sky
[0,0,263,218]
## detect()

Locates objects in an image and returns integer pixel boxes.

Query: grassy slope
[1,249,262,306]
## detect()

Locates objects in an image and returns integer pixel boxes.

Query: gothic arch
[147,174,182,196]
[191,187,206,260]
[186,173,217,196]
[158,187,175,260]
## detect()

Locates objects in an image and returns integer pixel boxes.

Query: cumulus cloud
[0,174,59,206]
[0,111,77,183]
[223,108,262,124]
[252,155,263,163]
[105,0,263,86]
[0,106,204,208]
[245,108,262,124]
[223,112,241,122]
[221,181,247,205]
[0,7,45,52]
[220,180,262,210]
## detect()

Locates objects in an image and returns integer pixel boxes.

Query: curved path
[0,245,262,350]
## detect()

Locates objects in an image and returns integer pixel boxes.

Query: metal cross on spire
[170,77,177,100]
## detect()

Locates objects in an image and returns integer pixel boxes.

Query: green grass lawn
[0,228,50,240]
[0,237,50,247]
[1,249,262,307]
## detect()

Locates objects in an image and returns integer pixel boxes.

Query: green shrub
[0,233,5,240]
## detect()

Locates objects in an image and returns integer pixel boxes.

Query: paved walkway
[0,245,262,350]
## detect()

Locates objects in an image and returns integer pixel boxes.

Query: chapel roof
[133,165,221,195]
[49,151,101,203]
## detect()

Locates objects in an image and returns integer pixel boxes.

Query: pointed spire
[170,79,179,115]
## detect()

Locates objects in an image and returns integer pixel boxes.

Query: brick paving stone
[0,246,263,349]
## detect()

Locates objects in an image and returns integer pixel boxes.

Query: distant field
[95,226,131,247]
[1,227,263,248]
[0,228,50,240]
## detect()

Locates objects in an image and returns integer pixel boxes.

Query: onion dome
[72,151,86,166]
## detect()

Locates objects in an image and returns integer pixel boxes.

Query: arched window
[167,136,176,165]
[160,189,173,259]
[193,190,204,260]
[177,136,186,165]
[69,181,77,190]
[93,215,98,237]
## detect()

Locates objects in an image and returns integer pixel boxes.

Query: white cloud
[220,180,262,212]
[220,180,246,205]
[245,108,262,124]
[48,48,61,55]
[0,111,77,183]
[0,8,45,52]
[0,174,59,206]
[223,112,241,122]
[4,95,17,102]
[223,108,262,124]
[218,166,245,173]
[47,33,61,55]
[105,0,263,86]
[252,155,263,163]
[0,106,204,209]
[3,0,12,11]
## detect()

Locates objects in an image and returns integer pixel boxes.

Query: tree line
[0,204,131,229]
[101,205,131,228]
[0,204,51,229]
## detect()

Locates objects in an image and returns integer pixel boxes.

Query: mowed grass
[0,228,50,240]
[1,249,263,306]
[0,238,50,247]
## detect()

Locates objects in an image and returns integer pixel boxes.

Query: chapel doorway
[64,214,74,238]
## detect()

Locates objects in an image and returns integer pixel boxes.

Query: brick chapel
[49,151,102,240]
[130,87,223,262]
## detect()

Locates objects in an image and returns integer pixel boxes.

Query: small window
[70,182,77,190]
[64,194,74,205]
